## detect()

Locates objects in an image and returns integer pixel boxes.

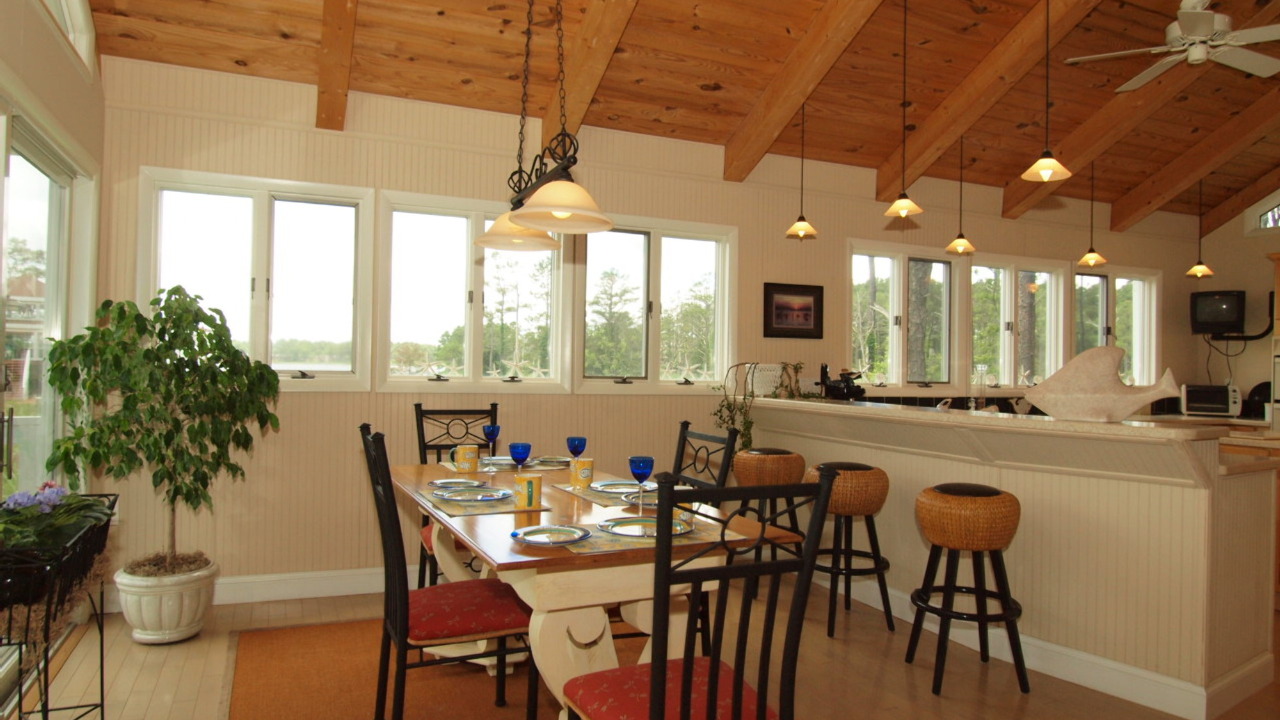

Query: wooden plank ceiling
[89,0,1280,234]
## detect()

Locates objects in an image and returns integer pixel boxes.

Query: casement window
[850,246,954,386]
[138,168,374,391]
[971,262,1063,388]
[1073,270,1159,385]
[578,223,732,389]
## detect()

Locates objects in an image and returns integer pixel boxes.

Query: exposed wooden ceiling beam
[1001,3,1280,219]
[722,0,881,183]
[1202,165,1280,237]
[315,0,359,130]
[1110,87,1280,232]
[540,0,639,149]
[875,0,1100,203]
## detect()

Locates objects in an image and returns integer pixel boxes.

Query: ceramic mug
[570,457,594,490]
[514,472,542,510]
[450,444,480,473]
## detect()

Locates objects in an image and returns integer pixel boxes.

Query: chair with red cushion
[563,468,835,720]
[359,424,537,720]
[413,402,498,587]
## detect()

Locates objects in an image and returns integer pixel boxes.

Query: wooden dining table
[389,460,763,716]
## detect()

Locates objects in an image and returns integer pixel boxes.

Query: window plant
[44,286,279,642]
[0,482,113,550]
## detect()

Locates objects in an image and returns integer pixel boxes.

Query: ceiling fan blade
[1210,46,1280,77]
[1226,24,1280,46]
[1065,45,1174,64]
[1177,10,1216,38]
[1115,53,1186,92]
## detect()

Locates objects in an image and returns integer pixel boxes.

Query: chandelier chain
[900,0,909,193]
[1044,0,1051,148]
[516,0,533,169]
[958,135,964,233]
[800,104,806,215]
[556,0,568,132]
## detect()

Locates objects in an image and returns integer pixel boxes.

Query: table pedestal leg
[529,606,616,710]
[620,596,689,664]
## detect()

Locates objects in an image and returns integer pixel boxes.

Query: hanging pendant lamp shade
[946,136,975,255]
[509,180,613,233]
[476,211,559,251]
[787,104,818,240]
[1023,0,1071,183]
[1186,179,1214,277]
[1077,162,1106,267]
[885,0,922,218]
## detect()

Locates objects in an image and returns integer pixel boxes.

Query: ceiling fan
[1064,0,1280,92]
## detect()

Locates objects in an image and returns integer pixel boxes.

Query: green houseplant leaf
[44,286,280,572]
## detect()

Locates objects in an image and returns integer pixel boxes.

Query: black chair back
[670,420,739,494]
[649,468,834,720]
[359,424,411,644]
[413,402,499,463]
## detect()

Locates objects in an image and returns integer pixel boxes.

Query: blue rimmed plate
[597,516,693,538]
[510,524,591,546]
[432,487,513,502]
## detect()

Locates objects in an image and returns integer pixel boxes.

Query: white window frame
[1070,265,1162,386]
[849,239,966,394]
[970,253,1069,391]
[136,167,374,392]
[574,212,736,395]
[376,191,573,395]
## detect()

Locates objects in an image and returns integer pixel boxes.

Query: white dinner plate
[597,516,693,538]
[432,487,513,502]
[621,492,660,508]
[510,524,591,546]
[589,479,657,494]
[428,478,487,488]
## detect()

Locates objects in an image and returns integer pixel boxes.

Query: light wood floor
[42,592,1279,720]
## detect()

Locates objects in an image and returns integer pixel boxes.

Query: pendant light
[508,0,613,234]
[786,104,818,240]
[1021,0,1071,183]
[1186,180,1214,278]
[476,0,557,250]
[885,0,923,218]
[1078,162,1106,268]
[945,135,975,255]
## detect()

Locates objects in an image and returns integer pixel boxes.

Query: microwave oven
[1180,384,1241,417]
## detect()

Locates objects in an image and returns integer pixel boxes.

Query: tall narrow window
[483,247,556,379]
[971,265,1008,386]
[1016,270,1054,385]
[1074,273,1107,354]
[659,236,718,381]
[4,144,70,492]
[851,254,895,384]
[389,211,469,377]
[270,199,356,372]
[583,230,648,379]
[906,258,950,384]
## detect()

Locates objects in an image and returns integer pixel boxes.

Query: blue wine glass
[628,455,655,522]
[567,436,587,459]
[483,424,501,458]
[509,442,532,470]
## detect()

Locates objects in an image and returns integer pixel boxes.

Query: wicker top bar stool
[905,482,1029,695]
[733,447,807,543]
[807,462,894,635]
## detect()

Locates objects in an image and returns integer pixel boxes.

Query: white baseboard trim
[817,575,1270,720]
[102,565,397,614]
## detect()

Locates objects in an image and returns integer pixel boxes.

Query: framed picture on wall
[763,283,823,339]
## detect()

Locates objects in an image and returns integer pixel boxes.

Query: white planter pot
[114,560,219,644]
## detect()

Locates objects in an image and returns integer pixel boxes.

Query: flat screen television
[1190,290,1246,335]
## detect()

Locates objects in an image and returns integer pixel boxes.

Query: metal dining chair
[563,469,836,720]
[670,420,739,497]
[412,402,498,587]
[358,424,538,720]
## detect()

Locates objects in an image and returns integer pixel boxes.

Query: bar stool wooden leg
[866,515,895,631]
[842,517,854,609]
[827,514,844,638]
[973,550,989,662]
[905,544,943,663]
[991,550,1031,693]
[932,549,962,695]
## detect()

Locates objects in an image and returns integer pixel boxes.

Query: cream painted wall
[94,56,1223,580]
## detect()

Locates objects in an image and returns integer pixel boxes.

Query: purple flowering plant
[0,481,113,549]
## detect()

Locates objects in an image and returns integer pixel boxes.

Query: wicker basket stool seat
[905,482,1029,695]
[733,448,807,541]
[805,462,894,636]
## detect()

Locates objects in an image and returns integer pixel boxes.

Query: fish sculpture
[1023,346,1178,422]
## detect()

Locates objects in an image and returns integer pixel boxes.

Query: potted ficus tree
[45,286,279,644]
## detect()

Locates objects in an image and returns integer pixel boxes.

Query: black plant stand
[1,494,117,720]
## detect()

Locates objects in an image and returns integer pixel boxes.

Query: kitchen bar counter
[751,397,1276,720]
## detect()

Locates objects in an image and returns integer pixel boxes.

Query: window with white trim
[138,168,374,391]
[851,245,955,387]
[969,259,1064,388]
[1072,269,1158,385]
[578,222,731,388]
